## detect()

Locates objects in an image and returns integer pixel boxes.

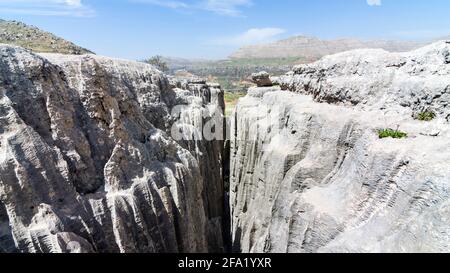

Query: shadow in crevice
[222,139,233,253]
[0,201,17,253]
[231,226,242,253]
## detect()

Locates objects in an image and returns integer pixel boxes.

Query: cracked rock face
[231,42,450,253]
[0,45,225,253]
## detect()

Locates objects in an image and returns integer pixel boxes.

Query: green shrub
[416,111,436,121]
[143,55,169,72]
[378,128,408,139]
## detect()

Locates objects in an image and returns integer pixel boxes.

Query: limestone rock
[0,45,225,253]
[277,41,450,121]
[251,71,273,87]
[230,42,450,253]
[165,75,227,252]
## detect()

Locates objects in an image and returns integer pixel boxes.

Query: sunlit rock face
[275,41,450,120]
[231,42,450,253]
[0,45,225,253]
[2,40,450,254]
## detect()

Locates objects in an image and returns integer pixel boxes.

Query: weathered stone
[277,41,450,120]
[0,45,225,253]
[251,71,273,87]
[231,42,450,253]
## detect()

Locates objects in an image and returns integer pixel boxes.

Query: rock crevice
[2,41,450,254]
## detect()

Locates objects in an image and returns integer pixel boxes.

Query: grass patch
[378,128,408,139]
[415,111,436,121]
[224,92,246,103]
[224,92,246,117]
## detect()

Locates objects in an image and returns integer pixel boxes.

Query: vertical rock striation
[0,45,225,253]
[231,42,450,253]
[167,77,227,252]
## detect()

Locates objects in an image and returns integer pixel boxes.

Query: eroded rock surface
[275,41,450,120]
[231,42,450,253]
[251,71,272,87]
[0,45,225,253]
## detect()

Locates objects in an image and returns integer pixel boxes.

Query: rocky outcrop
[166,75,227,252]
[275,41,450,120]
[0,45,225,253]
[251,72,272,87]
[230,42,450,253]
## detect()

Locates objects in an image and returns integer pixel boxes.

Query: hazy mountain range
[166,35,449,92]
[229,36,429,59]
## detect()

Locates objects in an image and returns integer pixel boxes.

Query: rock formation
[251,71,273,87]
[230,41,450,253]
[275,41,450,120]
[0,45,225,253]
[166,75,227,252]
[1,37,450,254]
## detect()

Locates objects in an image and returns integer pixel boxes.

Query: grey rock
[230,42,450,253]
[0,45,225,253]
[165,75,226,252]
[251,71,273,87]
[277,41,450,121]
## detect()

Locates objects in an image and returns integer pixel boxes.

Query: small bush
[378,128,408,139]
[143,55,169,72]
[416,111,436,121]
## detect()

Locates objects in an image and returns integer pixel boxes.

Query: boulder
[251,71,273,87]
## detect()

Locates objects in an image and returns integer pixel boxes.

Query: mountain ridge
[229,35,429,59]
[0,19,93,55]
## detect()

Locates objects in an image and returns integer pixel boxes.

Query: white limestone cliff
[230,42,450,253]
[0,45,225,253]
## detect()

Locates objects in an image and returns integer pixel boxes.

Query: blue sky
[0,0,449,59]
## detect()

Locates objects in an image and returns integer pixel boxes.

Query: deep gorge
[1,41,450,253]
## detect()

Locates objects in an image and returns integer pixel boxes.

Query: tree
[144,55,169,72]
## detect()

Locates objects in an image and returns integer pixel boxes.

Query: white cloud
[134,0,253,16]
[0,0,94,17]
[202,0,252,16]
[367,0,382,6]
[212,27,286,46]
[65,0,82,7]
[132,0,189,9]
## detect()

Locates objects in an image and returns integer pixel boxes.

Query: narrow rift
[0,201,16,253]
[222,138,232,253]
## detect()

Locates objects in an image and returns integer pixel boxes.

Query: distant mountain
[162,56,215,71]
[229,36,428,59]
[0,19,93,54]
[165,36,449,93]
